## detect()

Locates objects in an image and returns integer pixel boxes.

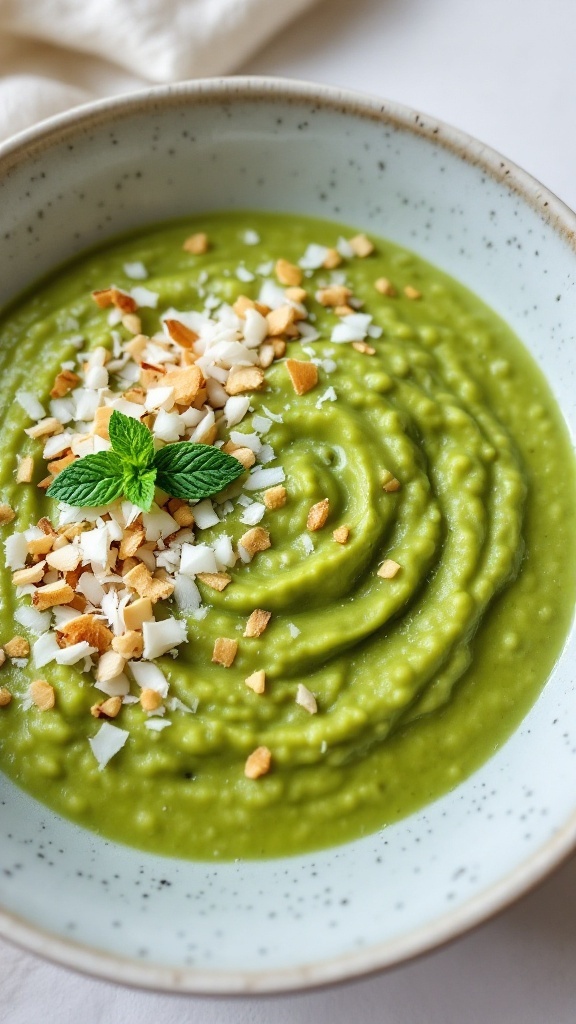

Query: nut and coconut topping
[2,227,398,773]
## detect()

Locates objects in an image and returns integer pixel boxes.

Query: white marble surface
[3,0,576,1020]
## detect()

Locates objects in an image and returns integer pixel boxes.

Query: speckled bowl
[0,78,575,994]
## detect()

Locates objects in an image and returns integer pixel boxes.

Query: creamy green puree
[0,212,574,860]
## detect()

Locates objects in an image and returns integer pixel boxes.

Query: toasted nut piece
[404,284,421,300]
[230,446,256,470]
[96,650,126,683]
[92,287,137,312]
[162,365,204,406]
[24,417,64,440]
[375,277,396,297]
[121,313,142,334]
[32,580,75,610]
[352,341,376,355]
[183,232,209,255]
[377,559,401,579]
[122,387,146,405]
[382,474,401,493]
[59,614,114,654]
[50,369,80,399]
[275,259,302,287]
[29,679,55,710]
[197,572,232,592]
[233,295,256,318]
[91,695,123,719]
[16,456,34,483]
[123,563,155,598]
[0,649,5,667]
[244,609,271,638]
[165,319,199,348]
[333,525,350,544]
[263,485,287,510]
[284,286,308,303]
[259,343,275,369]
[37,475,53,491]
[212,637,238,668]
[38,517,57,536]
[112,631,143,659]
[285,359,318,396]
[140,688,163,712]
[296,683,318,714]
[125,333,149,363]
[0,504,15,525]
[46,544,81,573]
[266,304,296,337]
[349,233,374,257]
[123,597,154,631]
[146,576,175,602]
[334,304,355,317]
[12,562,46,586]
[322,248,341,269]
[307,498,330,532]
[271,338,286,358]
[47,453,76,476]
[4,636,30,658]
[225,366,265,396]
[0,687,12,707]
[119,527,145,560]
[172,504,194,527]
[239,527,271,557]
[245,670,266,694]
[244,745,271,779]
[92,406,114,439]
[316,285,352,307]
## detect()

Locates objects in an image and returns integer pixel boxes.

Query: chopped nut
[272,338,286,358]
[245,670,266,694]
[164,319,199,348]
[266,304,296,337]
[12,562,46,586]
[307,498,330,532]
[172,504,194,527]
[45,544,81,573]
[244,609,271,638]
[334,304,355,317]
[37,475,53,490]
[225,366,265,396]
[233,295,256,318]
[275,259,302,287]
[349,233,374,258]
[0,504,15,525]
[239,527,271,557]
[123,563,174,603]
[212,637,238,668]
[32,580,75,610]
[377,559,401,579]
[197,572,232,592]
[4,636,30,658]
[112,630,144,659]
[29,679,55,711]
[375,277,396,297]
[125,334,149,363]
[333,525,350,544]
[92,287,137,313]
[96,650,125,683]
[123,597,154,631]
[316,285,352,307]
[91,695,123,719]
[352,341,376,355]
[296,683,317,714]
[122,313,142,335]
[25,417,63,440]
[47,453,76,476]
[0,687,12,707]
[244,745,271,779]
[0,649,4,667]
[162,365,204,406]
[226,445,256,470]
[16,456,34,483]
[284,286,308,303]
[382,475,401,493]
[50,369,80,398]
[404,285,421,300]
[263,485,287,510]
[285,359,318,396]
[183,232,209,255]
[140,688,162,712]
[92,406,113,439]
[146,575,175,602]
[119,527,146,560]
[68,594,87,613]
[322,248,342,269]
[59,614,114,654]
[38,517,57,536]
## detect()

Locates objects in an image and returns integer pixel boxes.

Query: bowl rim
[1,73,576,996]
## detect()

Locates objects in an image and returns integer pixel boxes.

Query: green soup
[0,211,574,859]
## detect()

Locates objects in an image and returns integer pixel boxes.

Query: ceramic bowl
[0,78,575,994]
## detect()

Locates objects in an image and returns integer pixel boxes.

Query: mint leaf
[123,465,157,512]
[47,452,125,506]
[109,410,154,468]
[154,443,244,500]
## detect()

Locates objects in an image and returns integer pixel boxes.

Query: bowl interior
[0,79,575,993]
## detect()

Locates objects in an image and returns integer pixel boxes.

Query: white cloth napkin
[0,0,317,142]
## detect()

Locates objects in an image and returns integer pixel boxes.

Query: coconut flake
[299,244,329,270]
[14,606,51,634]
[288,622,301,639]
[16,391,45,421]
[142,617,187,660]
[316,387,337,408]
[241,229,260,246]
[5,534,29,571]
[89,721,129,769]
[129,661,169,697]
[180,543,218,576]
[130,285,158,308]
[244,466,286,491]
[123,261,148,280]
[229,430,261,454]
[240,502,266,526]
[173,573,202,612]
[192,500,220,530]
[55,641,98,665]
[32,632,62,667]
[224,396,250,428]
[331,313,372,343]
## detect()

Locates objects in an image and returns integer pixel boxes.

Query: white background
[3,0,576,1020]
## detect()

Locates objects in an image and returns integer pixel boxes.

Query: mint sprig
[46,410,244,512]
